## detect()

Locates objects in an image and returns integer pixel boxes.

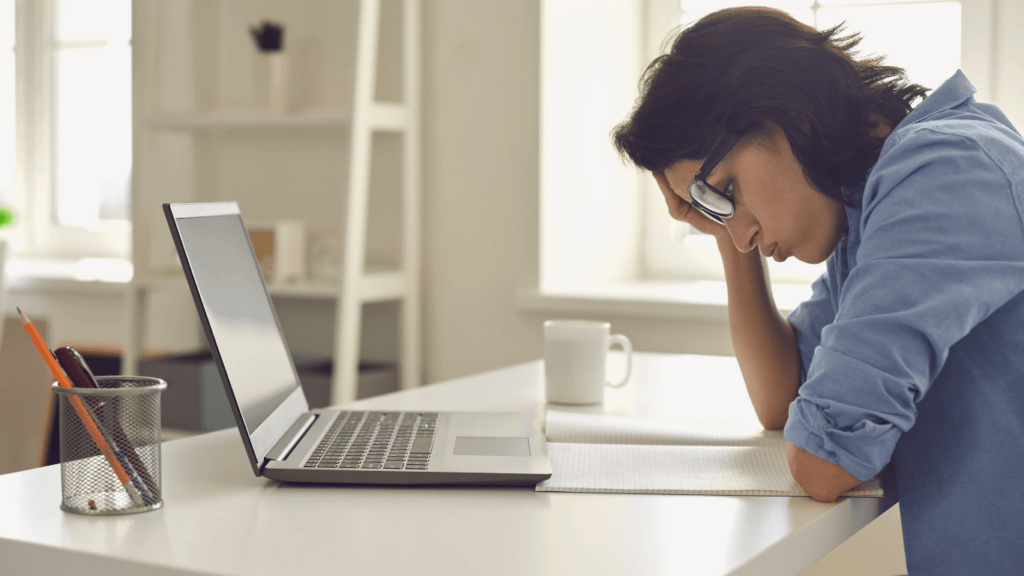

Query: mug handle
[606,334,632,388]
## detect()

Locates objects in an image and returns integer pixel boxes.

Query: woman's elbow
[756,406,789,431]
[786,442,861,502]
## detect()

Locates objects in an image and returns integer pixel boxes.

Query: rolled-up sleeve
[784,127,1024,481]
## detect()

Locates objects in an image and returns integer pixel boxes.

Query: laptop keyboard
[303,411,437,470]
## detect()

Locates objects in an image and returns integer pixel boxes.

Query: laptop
[163,202,552,486]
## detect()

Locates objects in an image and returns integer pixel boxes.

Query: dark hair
[611,7,930,205]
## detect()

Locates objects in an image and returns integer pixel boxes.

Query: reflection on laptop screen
[175,214,299,434]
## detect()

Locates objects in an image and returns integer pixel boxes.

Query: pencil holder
[53,376,167,515]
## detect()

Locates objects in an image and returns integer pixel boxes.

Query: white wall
[420,0,544,383]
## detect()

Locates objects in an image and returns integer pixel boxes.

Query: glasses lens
[688,180,734,219]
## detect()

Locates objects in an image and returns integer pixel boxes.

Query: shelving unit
[129,0,421,404]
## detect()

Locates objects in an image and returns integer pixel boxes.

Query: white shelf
[131,0,421,404]
[132,271,406,303]
[266,281,338,299]
[268,272,408,303]
[147,109,352,130]
[368,102,408,131]
[359,270,406,302]
[148,104,407,131]
[268,272,405,303]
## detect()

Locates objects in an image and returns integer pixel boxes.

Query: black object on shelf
[139,352,234,432]
[250,20,284,52]
[78,351,121,377]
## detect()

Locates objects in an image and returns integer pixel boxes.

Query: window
[1,0,14,209]
[6,0,132,260]
[642,0,966,286]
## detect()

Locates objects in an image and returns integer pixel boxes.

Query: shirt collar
[894,69,977,130]
[841,71,974,251]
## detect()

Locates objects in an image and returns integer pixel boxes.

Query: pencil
[18,308,146,507]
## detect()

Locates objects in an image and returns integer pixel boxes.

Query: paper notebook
[535,411,883,497]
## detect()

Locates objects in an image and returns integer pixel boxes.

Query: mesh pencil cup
[53,376,167,515]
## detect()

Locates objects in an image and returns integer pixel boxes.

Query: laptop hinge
[264,413,318,463]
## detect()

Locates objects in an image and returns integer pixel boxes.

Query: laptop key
[410,436,433,455]
[383,461,405,469]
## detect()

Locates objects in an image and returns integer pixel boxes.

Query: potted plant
[0,205,15,228]
[0,205,14,350]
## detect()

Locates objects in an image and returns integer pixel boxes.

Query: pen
[55,347,99,388]
[55,346,160,500]
[19,308,147,507]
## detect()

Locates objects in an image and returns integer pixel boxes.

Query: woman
[612,7,1024,575]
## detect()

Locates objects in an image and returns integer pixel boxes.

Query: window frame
[10,0,131,261]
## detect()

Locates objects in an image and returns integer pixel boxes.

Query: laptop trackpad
[453,436,531,457]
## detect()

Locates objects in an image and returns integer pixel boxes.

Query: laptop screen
[173,212,299,434]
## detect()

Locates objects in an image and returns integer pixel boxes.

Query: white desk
[0,353,884,576]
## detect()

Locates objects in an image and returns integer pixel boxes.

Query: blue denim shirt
[784,70,1024,575]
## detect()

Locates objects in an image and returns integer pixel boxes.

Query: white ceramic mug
[544,320,633,405]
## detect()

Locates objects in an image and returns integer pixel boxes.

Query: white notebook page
[536,411,883,497]
[544,409,779,446]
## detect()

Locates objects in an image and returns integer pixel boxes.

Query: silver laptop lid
[163,202,309,476]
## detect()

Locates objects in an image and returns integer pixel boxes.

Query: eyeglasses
[687,131,743,224]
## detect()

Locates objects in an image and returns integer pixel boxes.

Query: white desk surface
[0,352,882,576]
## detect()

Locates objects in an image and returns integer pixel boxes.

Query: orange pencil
[18,308,145,507]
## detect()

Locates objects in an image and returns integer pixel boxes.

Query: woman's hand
[653,171,729,240]
[653,172,800,432]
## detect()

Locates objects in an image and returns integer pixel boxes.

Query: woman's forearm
[718,237,802,430]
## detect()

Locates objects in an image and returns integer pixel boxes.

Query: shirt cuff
[784,397,899,482]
